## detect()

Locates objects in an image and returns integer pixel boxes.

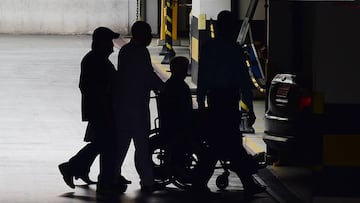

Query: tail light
[299,95,312,110]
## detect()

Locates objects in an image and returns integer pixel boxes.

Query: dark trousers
[68,120,118,186]
[193,89,257,189]
[68,141,99,176]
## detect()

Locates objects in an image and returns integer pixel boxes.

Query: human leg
[114,130,132,184]
[68,142,99,182]
[189,103,222,191]
[132,130,154,189]
[59,140,99,188]
[191,146,218,191]
[94,120,127,195]
[97,139,117,185]
[226,136,266,198]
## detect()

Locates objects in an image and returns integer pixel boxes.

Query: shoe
[58,162,75,189]
[118,175,131,184]
[244,183,267,199]
[96,183,127,196]
[75,174,96,185]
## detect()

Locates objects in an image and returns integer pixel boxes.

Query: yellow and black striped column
[160,0,176,64]
[189,15,214,85]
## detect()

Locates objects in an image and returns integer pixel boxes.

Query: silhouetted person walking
[112,21,164,194]
[58,27,129,195]
[195,10,266,199]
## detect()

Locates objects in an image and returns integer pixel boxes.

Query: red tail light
[299,95,312,110]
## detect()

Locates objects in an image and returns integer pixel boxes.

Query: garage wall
[312,3,360,104]
[0,0,136,35]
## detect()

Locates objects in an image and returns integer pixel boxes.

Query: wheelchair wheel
[172,151,199,189]
[149,134,171,186]
[216,171,229,190]
[171,141,203,190]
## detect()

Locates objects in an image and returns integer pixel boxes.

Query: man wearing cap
[58,27,129,195]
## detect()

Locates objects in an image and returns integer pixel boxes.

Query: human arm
[196,43,212,109]
[144,49,165,92]
[237,47,256,125]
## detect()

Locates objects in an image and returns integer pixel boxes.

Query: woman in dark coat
[58,27,130,194]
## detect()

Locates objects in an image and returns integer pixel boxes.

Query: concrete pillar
[146,0,159,35]
[190,0,231,85]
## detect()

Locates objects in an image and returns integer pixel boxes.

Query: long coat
[79,50,116,141]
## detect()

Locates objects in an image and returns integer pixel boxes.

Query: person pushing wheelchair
[194,10,266,199]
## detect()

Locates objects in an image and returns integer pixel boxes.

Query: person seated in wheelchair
[159,56,193,151]
[155,57,210,187]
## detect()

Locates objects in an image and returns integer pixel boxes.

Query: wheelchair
[149,91,235,190]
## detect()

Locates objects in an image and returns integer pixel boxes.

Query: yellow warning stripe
[166,16,172,23]
[323,134,360,167]
[165,43,172,50]
[165,30,172,37]
[243,136,265,154]
[151,56,171,79]
[240,101,249,112]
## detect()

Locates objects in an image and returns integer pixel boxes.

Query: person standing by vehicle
[195,10,266,198]
[112,21,164,194]
[58,27,129,195]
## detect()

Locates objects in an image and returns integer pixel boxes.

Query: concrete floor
[0,34,281,203]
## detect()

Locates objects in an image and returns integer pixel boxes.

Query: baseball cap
[92,27,120,42]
